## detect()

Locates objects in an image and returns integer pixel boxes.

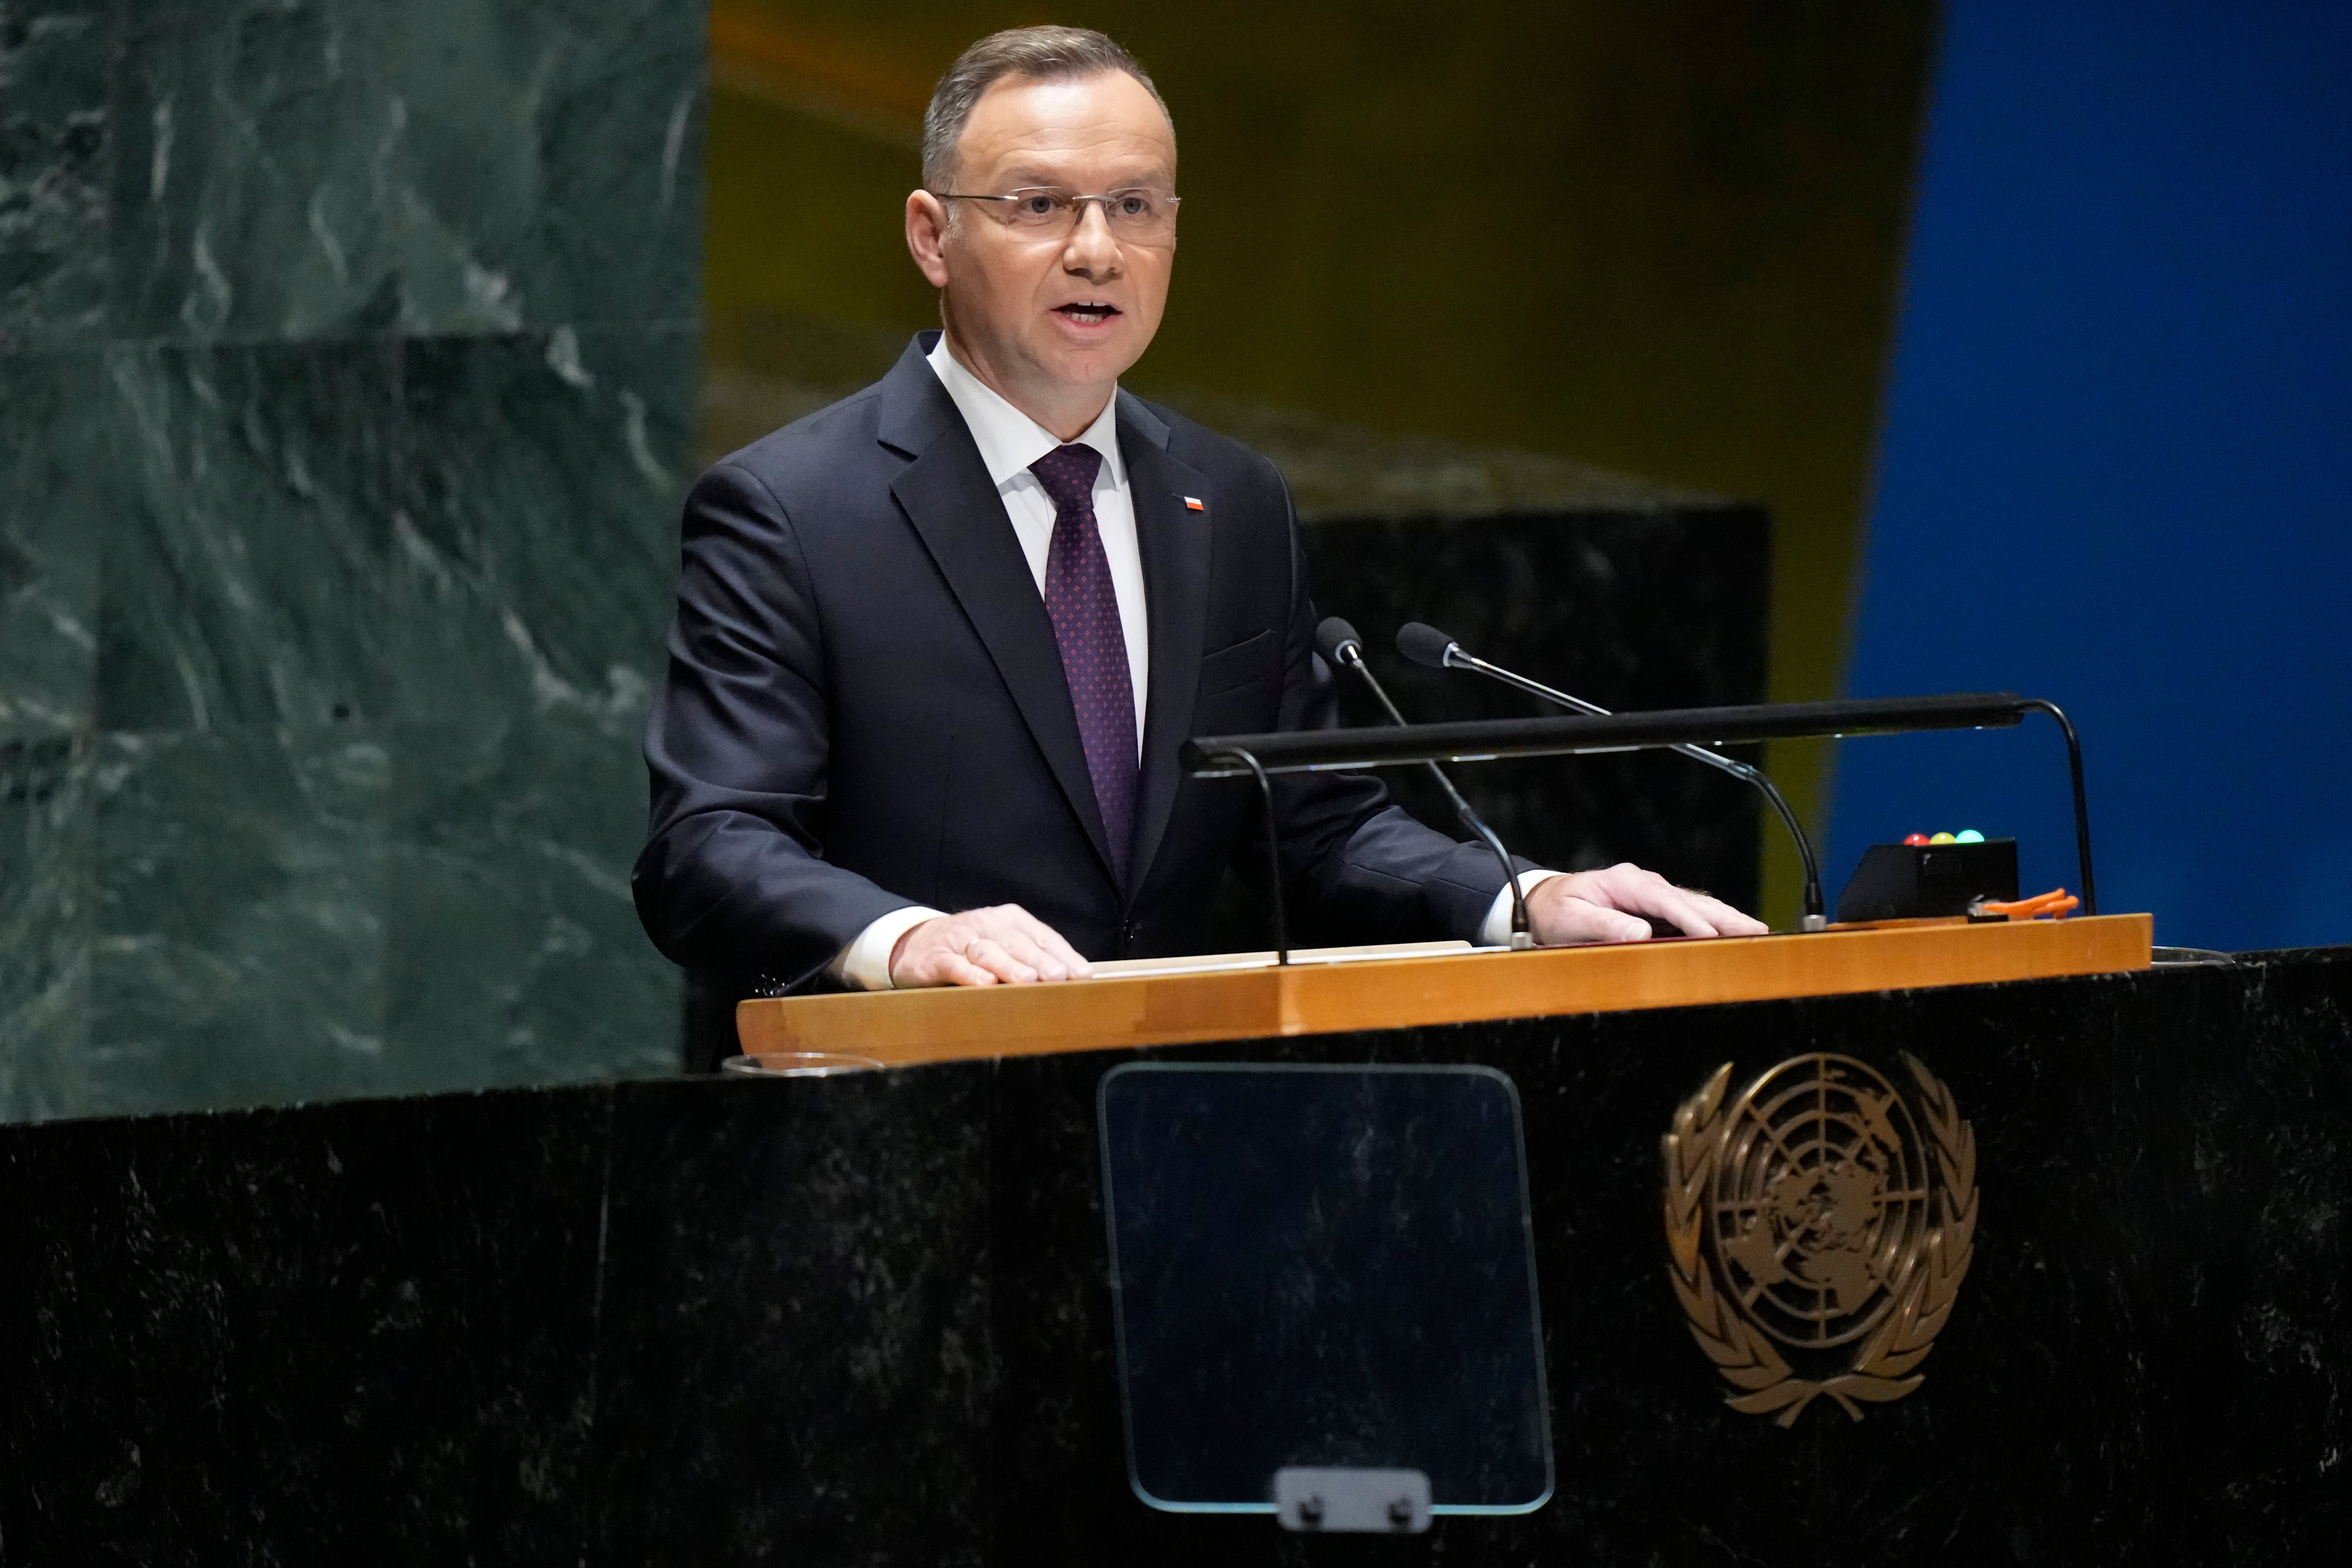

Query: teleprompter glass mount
[1097,1063,1554,1520]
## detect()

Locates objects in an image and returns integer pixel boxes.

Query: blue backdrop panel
[1830,0,2352,951]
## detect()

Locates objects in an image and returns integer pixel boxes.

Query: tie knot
[1029,443,1104,514]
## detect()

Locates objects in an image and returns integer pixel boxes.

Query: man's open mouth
[1055,302,1121,325]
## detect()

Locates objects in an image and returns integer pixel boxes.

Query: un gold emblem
[1662,1052,1978,1425]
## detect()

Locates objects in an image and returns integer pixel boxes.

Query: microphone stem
[1341,648,1533,946]
[1449,650,1826,930]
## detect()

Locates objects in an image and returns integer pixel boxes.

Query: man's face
[909,70,1177,421]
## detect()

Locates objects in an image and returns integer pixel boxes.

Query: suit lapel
[882,343,1116,880]
[1120,395,1213,897]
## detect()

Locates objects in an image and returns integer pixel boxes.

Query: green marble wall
[0,0,704,1120]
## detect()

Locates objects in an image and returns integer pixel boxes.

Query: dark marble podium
[3,949,2347,1564]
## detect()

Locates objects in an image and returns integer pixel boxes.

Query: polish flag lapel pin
[1183,496,1206,511]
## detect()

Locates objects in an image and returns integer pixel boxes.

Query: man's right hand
[889,904,1093,988]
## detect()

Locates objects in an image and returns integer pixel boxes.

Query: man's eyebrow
[992,164,1173,189]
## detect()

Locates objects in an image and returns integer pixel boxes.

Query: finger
[964,937,1037,984]
[1586,866,1729,938]
[1585,901,1656,943]
[996,929,1071,982]
[1680,891,1769,937]
[1029,924,1092,978]
[939,955,999,987]
[901,946,997,988]
[1631,883,1768,939]
[1642,886,1723,939]
[1540,896,1653,945]
[982,906,1093,979]
[1006,931,1072,982]
[963,937,1040,985]
[1557,864,1657,914]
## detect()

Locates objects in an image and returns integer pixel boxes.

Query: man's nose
[1061,201,1121,276]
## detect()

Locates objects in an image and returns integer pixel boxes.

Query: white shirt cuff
[1477,870,1568,947]
[829,905,949,991]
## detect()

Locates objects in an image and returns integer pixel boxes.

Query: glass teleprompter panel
[1098,1063,1553,1515]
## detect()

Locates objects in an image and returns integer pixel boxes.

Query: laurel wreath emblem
[1662,1052,1977,1426]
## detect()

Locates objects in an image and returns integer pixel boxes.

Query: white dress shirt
[827,338,1554,988]
[924,336,1152,735]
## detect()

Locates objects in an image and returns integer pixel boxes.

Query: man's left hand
[1524,862,1769,945]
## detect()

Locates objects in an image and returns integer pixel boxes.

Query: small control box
[1834,838,2019,922]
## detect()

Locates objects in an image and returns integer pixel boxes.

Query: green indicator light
[1954,829,1985,844]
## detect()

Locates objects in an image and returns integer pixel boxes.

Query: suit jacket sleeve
[1259,474,1531,944]
[632,461,918,991]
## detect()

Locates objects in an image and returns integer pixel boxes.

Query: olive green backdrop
[701,0,1942,922]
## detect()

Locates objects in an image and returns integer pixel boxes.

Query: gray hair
[920,26,1172,192]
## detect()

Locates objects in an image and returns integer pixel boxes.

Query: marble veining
[0,349,104,739]
[0,0,113,349]
[0,732,91,1118]
[96,337,410,732]
[59,326,695,1118]
[105,0,702,342]
[0,1,705,1121]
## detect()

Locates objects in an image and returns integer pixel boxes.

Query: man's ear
[905,190,953,288]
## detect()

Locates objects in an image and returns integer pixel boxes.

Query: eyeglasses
[930,186,1181,244]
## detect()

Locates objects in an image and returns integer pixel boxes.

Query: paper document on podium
[1089,939,1474,979]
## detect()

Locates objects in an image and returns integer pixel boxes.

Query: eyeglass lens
[999,189,1177,238]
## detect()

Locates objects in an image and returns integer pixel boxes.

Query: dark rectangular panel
[585,1072,998,1565]
[0,1085,611,1560]
[1306,508,1771,916]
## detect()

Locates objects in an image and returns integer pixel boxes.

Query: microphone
[1316,617,1534,948]
[1397,622,1828,932]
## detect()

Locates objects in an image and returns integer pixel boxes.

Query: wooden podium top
[733,913,2153,1069]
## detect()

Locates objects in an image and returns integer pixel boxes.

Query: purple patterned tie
[1030,443,1138,881]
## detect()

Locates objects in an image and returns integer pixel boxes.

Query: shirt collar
[926,335,1125,491]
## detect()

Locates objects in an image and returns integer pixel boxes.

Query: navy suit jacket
[633,334,1512,994]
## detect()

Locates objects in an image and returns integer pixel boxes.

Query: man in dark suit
[633,26,1763,999]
